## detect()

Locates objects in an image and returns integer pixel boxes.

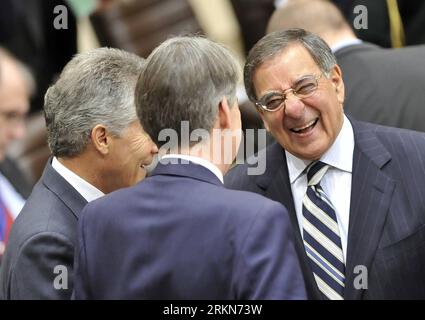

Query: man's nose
[151,141,159,154]
[9,121,26,141]
[284,92,305,119]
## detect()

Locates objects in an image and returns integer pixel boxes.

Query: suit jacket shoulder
[334,43,425,131]
[352,119,425,169]
[0,160,87,299]
[225,141,283,194]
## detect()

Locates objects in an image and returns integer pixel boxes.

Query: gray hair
[44,47,145,157]
[135,36,241,147]
[244,28,337,102]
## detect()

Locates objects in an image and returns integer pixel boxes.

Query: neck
[169,140,233,176]
[57,149,106,193]
[321,29,358,48]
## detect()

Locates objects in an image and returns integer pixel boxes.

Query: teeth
[292,119,317,132]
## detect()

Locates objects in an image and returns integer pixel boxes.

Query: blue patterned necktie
[302,161,345,300]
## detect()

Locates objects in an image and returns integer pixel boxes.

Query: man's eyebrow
[258,74,316,99]
[259,91,284,100]
[293,75,315,86]
[0,110,25,117]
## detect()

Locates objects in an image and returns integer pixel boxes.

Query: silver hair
[44,47,145,157]
[244,28,337,102]
[135,36,241,147]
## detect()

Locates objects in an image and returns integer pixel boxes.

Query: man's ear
[90,124,110,155]
[330,64,345,105]
[217,96,232,129]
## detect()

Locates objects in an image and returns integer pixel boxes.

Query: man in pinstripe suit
[225,28,425,299]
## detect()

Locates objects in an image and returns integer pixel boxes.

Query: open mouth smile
[290,117,319,134]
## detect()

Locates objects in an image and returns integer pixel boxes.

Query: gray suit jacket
[225,118,425,299]
[0,158,87,299]
[336,43,425,132]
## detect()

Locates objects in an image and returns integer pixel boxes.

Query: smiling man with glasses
[226,28,425,300]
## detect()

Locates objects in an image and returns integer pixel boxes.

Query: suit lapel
[344,120,395,299]
[255,142,322,299]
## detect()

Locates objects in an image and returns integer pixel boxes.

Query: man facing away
[0,48,158,299]
[73,36,307,300]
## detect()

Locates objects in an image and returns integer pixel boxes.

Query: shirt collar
[286,115,355,183]
[51,157,104,202]
[331,39,363,53]
[161,154,224,184]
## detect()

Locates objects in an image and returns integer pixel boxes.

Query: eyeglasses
[255,74,323,112]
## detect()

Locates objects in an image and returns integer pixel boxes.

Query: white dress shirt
[331,39,363,53]
[0,173,25,219]
[286,115,354,261]
[161,154,224,184]
[52,157,104,202]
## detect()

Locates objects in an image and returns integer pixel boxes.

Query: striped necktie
[302,161,345,300]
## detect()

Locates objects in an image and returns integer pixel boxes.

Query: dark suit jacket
[0,158,87,299]
[225,118,425,299]
[0,157,31,199]
[73,161,306,299]
[336,43,425,132]
[0,0,77,113]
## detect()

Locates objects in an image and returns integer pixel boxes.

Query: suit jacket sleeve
[232,201,307,299]
[7,232,74,299]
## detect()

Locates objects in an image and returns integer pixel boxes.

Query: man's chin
[143,156,159,177]
[139,168,147,181]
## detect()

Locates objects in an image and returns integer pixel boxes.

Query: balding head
[267,0,356,46]
[0,49,32,161]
